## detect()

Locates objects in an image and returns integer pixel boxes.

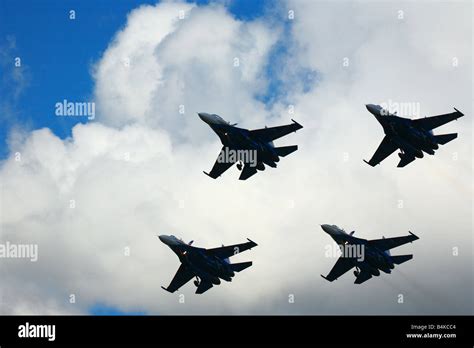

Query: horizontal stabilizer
[434,133,457,145]
[230,261,253,272]
[195,281,213,294]
[354,271,372,284]
[274,145,298,157]
[397,155,416,168]
[391,254,413,265]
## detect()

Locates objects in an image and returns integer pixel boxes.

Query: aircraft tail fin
[391,254,413,265]
[434,133,457,145]
[229,261,252,272]
[274,145,298,157]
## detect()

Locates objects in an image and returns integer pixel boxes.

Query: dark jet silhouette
[364,104,464,167]
[320,224,419,284]
[159,235,257,294]
[198,112,303,180]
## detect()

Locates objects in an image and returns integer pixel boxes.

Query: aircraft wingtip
[453,107,464,116]
[203,171,214,179]
[291,119,303,128]
[247,238,258,246]
[363,159,374,166]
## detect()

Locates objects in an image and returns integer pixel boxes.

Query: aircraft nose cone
[321,224,331,233]
[366,104,381,115]
[158,235,167,244]
[198,112,210,123]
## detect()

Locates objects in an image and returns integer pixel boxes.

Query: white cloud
[1,1,472,315]
[93,1,279,138]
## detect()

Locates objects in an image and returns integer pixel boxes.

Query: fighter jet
[364,104,464,167]
[198,112,303,180]
[320,224,419,284]
[159,235,257,294]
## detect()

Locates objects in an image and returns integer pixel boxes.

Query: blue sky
[89,303,146,315]
[0,0,273,159]
[0,0,274,314]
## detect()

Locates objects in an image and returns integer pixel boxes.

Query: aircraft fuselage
[335,236,394,275]
[370,110,438,158]
[207,121,280,169]
[167,240,235,284]
[321,225,397,278]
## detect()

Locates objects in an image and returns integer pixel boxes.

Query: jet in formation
[320,224,419,284]
[159,235,257,294]
[364,104,464,167]
[198,112,303,180]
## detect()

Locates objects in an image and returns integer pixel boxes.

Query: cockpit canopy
[212,114,229,124]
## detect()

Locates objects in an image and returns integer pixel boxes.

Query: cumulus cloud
[93,2,279,137]
[0,0,472,315]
